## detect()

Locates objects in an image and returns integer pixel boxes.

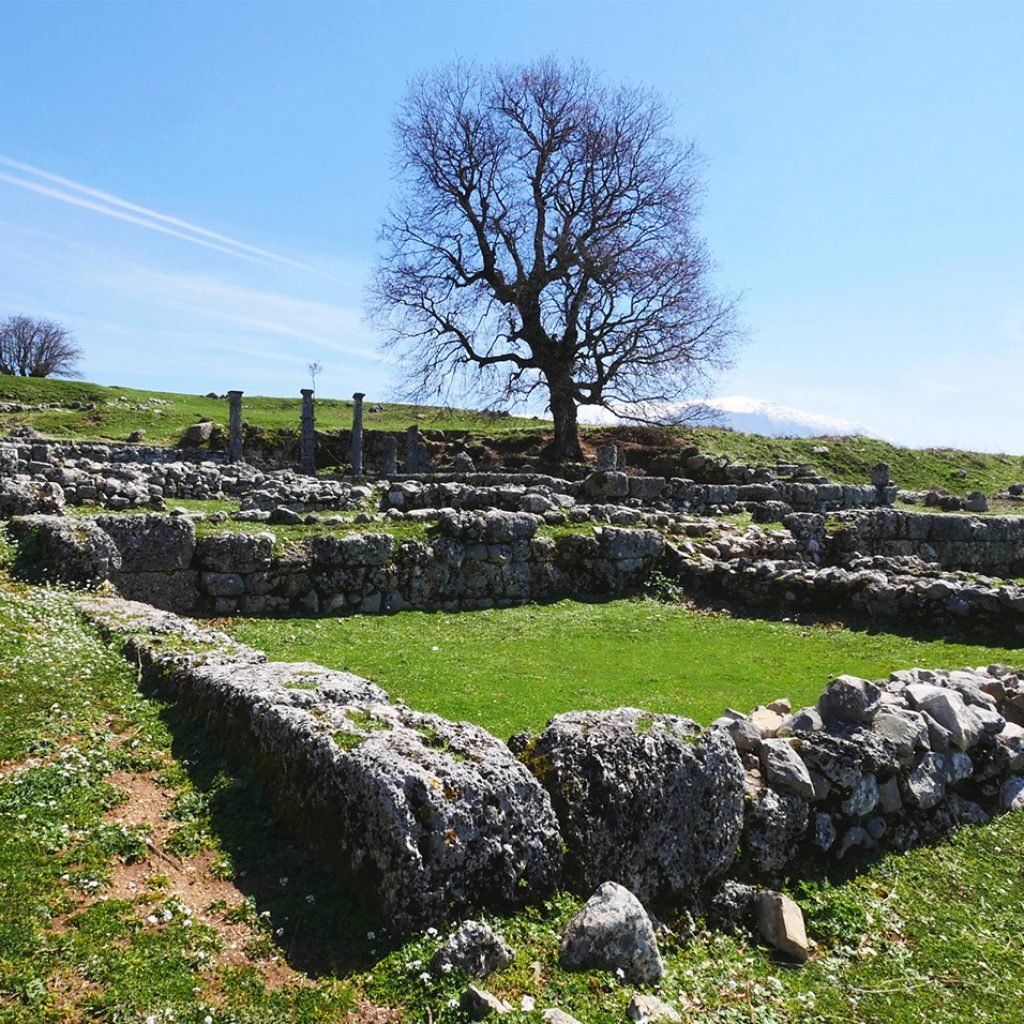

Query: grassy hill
[2,374,1023,496]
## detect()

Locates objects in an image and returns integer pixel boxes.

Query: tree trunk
[545,369,583,461]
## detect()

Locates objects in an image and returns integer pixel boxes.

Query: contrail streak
[0,154,327,275]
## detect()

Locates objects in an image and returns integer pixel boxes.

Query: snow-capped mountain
[578,396,870,438]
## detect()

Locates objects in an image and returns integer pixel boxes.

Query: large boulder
[79,596,563,931]
[9,514,121,584]
[559,882,663,984]
[525,708,745,903]
[0,478,65,517]
[95,513,196,571]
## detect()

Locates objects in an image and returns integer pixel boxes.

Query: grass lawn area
[223,599,1024,739]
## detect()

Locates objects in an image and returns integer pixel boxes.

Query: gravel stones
[559,882,664,984]
[527,708,745,903]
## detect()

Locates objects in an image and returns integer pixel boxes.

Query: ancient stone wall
[826,507,1024,575]
[77,594,1024,933]
[12,511,666,616]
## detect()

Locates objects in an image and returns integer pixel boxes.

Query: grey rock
[559,882,664,984]
[706,881,759,931]
[184,421,215,444]
[903,752,947,810]
[75,596,561,931]
[541,1011,583,1024]
[528,708,744,902]
[914,690,985,751]
[712,711,762,753]
[778,706,823,735]
[949,794,990,825]
[743,785,808,874]
[115,569,199,615]
[837,825,873,857]
[196,531,274,573]
[0,478,65,516]
[759,739,815,799]
[94,513,195,571]
[10,514,121,584]
[871,709,929,761]
[877,775,902,814]
[461,984,511,1019]
[840,774,879,817]
[432,920,514,980]
[817,675,882,724]
[813,812,837,851]
[1000,775,1024,811]
[627,993,682,1022]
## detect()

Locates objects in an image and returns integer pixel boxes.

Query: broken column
[227,390,244,463]
[405,425,420,473]
[351,392,366,477]
[596,444,618,472]
[300,388,316,476]
[871,463,891,506]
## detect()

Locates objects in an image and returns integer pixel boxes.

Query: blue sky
[1,0,1021,450]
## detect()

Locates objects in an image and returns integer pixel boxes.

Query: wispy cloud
[99,266,391,365]
[0,154,328,276]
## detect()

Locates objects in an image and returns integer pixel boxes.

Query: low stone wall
[77,594,1024,933]
[77,595,563,930]
[0,436,896,520]
[674,552,1024,634]
[12,510,667,616]
[827,507,1024,575]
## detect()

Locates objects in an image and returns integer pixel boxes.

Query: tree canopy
[0,315,83,379]
[371,57,742,459]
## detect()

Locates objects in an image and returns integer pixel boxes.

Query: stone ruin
[77,595,1024,938]
[4,409,1024,968]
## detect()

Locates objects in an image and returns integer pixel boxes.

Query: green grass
[675,425,1024,496]
[0,375,545,445]
[6,375,1024,498]
[222,599,1024,738]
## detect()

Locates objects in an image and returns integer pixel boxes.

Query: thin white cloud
[0,154,329,276]
[99,266,393,364]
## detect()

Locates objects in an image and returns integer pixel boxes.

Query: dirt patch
[101,770,305,988]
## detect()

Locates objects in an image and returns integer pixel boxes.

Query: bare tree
[370,57,742,460]
[0,315,83,378]
[307,360,324,392]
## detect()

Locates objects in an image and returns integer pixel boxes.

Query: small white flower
[278,876,289,886]
[447,998,459,1010]
[426,926,438,938]
[366,930,376,940]
[418,971,432,984]
[441,962,453,974]
[204,1017,214,1024]
[305,894,315,904]
[615,967,625,980]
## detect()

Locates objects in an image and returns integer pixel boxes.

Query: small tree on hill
[0,315,83,378]
[370,57,742,460]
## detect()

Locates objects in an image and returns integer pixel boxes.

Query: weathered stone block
[526,708,744,902]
